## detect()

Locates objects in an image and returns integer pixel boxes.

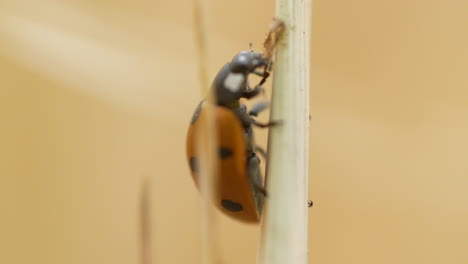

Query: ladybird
[186,51,277,223]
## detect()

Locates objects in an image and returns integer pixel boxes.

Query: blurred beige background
[1,0,468,263]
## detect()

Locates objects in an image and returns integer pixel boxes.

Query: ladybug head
[229,51,268,73]
[212,51,269,106]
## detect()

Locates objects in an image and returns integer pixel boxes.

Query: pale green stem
[258,0,312,263]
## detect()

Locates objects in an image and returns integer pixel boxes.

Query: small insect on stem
[255,18,284,96]
[263,18,285,61]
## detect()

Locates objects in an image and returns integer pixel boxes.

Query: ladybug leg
[243,66,271,99]
[253,120,282,128]
[252,70,266,77]
[257,71,270,86]
[249,101,269,117]
[253,59,273,79]
[255,146,267,160]
[242,84,263,99]
[252,66,270,91]
[247,153,267,213]
[254,182,268,197]
[247,155,267,197]
[252,70,270,85]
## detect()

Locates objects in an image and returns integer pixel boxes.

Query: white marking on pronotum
[224,73,245,92]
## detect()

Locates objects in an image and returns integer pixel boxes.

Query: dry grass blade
[140,180,152,264]
[193,0,221,263]
[258,0,312,263]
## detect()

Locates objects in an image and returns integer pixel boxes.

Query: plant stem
[258,0,312,263]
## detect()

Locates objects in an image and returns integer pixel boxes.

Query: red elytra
[186,101,262,222]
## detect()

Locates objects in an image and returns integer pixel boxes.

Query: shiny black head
[211,51,269,106]
[230,51,267,73]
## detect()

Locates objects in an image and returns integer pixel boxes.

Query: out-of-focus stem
[193,1,220,264]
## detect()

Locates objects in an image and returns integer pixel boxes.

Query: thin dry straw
[193,0,221,264]
[140,180,152,264]
[258,0,312,263]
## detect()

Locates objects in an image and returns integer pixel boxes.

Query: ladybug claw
[272,120,284,126]
[254,183,268,197]
[255,146,267,160]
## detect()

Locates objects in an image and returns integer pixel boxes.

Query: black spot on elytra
[218,147,233,159]
[221,200,243,212]
[189,157,199,173]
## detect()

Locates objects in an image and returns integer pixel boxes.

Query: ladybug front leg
[252,70,270,86]
[252,60,273,84]
[254,182,268,198]
[242,84,263,99]
[242,67,271,99]
[255,146,267,160]
[249,101,269,117]
[253,120,282,128]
